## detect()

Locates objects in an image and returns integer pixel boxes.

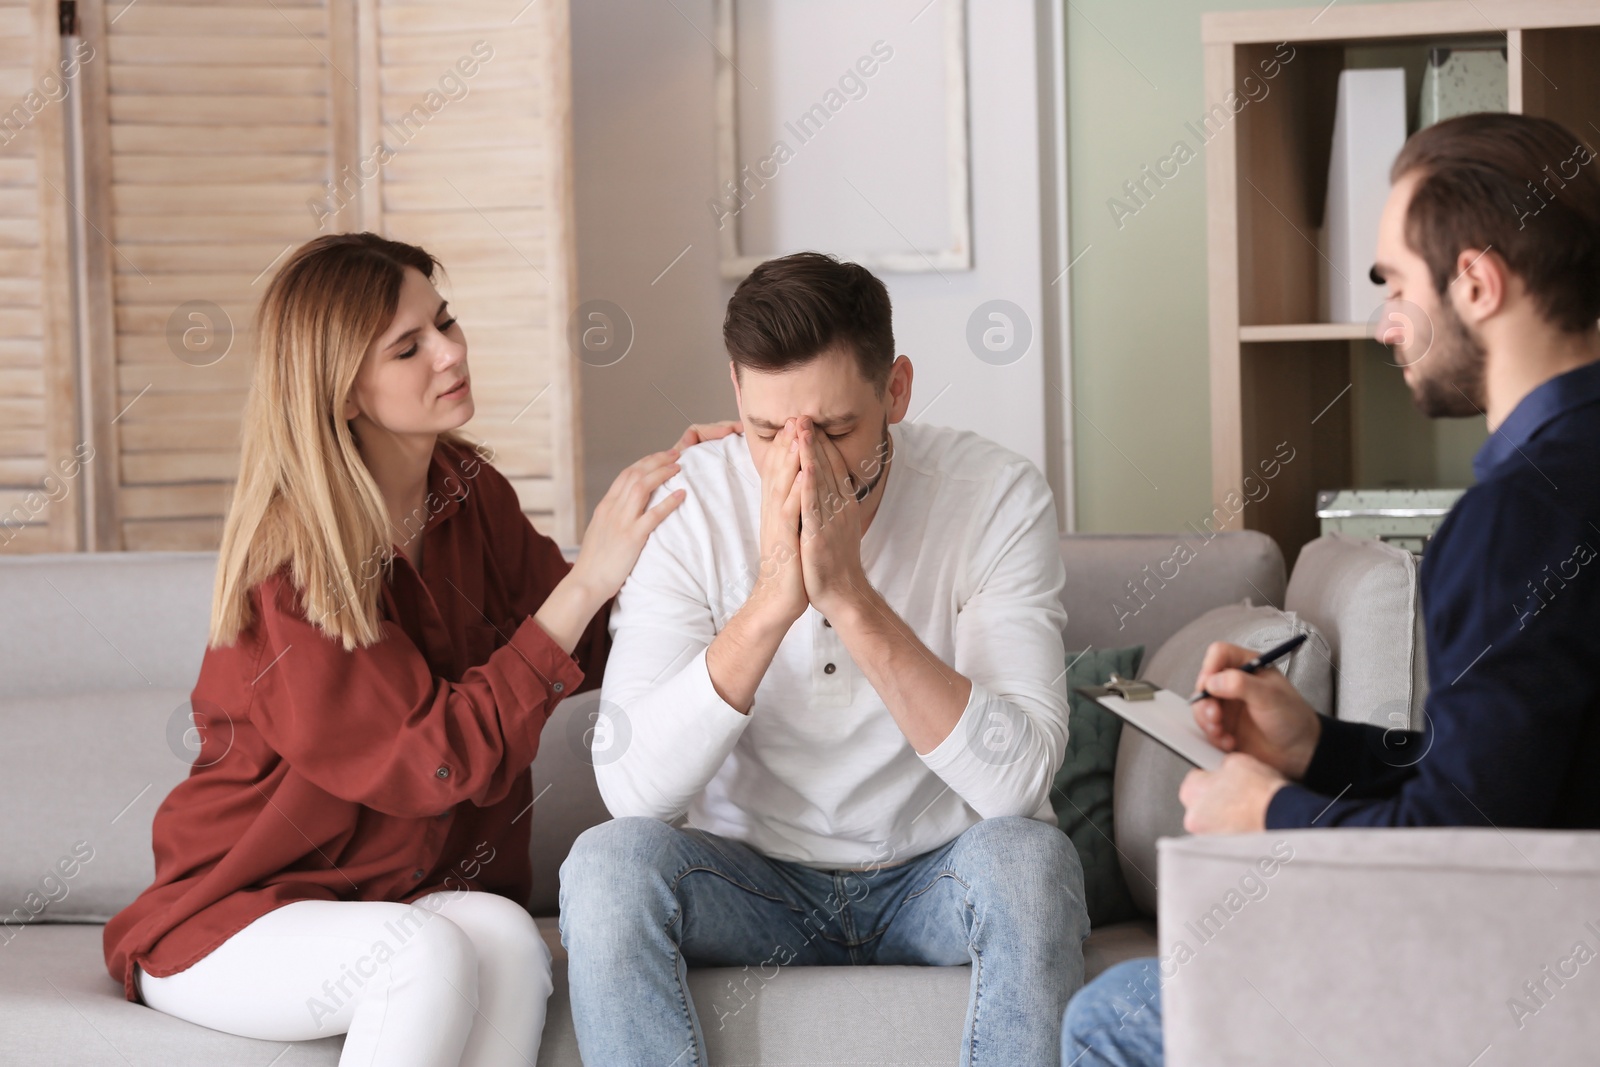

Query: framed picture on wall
[712,0,972,278]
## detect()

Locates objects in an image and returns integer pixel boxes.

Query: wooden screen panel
[0,0,79,553]
[360,0,580,545]
[80,0,352,550]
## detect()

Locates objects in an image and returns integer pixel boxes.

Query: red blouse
[103,439,609,1002]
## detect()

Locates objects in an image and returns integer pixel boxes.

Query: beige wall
[570,0,1051,524]
[1064,0,1405,532]
[570,0,1482,535]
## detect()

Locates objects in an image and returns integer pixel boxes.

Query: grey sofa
[8,531,1586,1064]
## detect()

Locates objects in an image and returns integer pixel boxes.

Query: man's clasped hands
[746,415,890,629]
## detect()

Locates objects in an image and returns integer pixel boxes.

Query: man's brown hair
[1390,112,1600,334]
[723,251,894,393]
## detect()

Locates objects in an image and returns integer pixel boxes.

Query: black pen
[1187,632,1308,704]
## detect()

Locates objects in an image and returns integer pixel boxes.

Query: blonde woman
[103,232,738,1066]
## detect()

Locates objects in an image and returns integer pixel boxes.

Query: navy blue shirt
[1268,358,1600,830]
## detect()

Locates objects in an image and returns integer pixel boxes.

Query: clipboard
[1076,675,1225,771]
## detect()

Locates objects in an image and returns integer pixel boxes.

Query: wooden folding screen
[0,0,580,554]
[0,0,79,553]
[355,0,578,542]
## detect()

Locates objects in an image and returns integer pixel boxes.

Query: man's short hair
[1390,112,1600,334]
[723,251,894,393]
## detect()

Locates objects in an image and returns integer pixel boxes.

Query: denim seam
[900,867,970,905]
[967,941,985,1066]
[832,871,862,961]
[668,863,791,908]
[664,903,701,1067]
[888,867,986,1060]
[668,862,842,964]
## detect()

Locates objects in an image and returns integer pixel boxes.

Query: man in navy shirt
[1062,111,1600,1064]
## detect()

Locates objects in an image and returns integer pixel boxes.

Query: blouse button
[552,681,565,693]
[824,663,837,675]
[435,766,450,779]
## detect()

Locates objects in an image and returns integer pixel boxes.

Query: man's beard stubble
[1406,297,1488,419]
[847,416,893,503]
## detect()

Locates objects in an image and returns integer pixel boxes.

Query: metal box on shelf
[1316,489,1466,556]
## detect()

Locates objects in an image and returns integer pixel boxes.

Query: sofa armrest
[1156,829,1600,1066]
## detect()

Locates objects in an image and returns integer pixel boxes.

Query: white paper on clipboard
[1080,686,1226,771]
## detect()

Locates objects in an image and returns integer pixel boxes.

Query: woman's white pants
[135,889,553,1067]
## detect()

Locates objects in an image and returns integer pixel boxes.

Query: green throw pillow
[1052,645,1144,928]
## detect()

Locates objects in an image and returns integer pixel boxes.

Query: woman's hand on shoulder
[568,450,685,602]
[672,419,743,451]
[551,423,737,625]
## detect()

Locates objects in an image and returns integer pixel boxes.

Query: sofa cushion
[1113,602,1333,916]
[1285,533,1428,729]
[0,923,344,1066]
[1052,645,1144,928]
[527,691,614,915]
[0,681,613,924]
[1,689,193,923]
[1057,531,1287,655]
[0,919,1154,1066]
[1081,918,1159,981]
[1142,600,1334,717]
[0,552,215,699]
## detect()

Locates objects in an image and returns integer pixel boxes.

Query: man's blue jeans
[558,815,1089,1067]
[1061,957,1164,1066]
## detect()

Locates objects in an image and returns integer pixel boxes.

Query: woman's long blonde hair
[210,233,476,651]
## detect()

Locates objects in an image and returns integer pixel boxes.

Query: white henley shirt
[593,419,1070,869]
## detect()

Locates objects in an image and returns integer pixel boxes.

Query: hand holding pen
[1190,634,1322,781]
[1188,633,1308,703]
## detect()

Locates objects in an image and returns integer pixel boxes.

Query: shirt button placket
[817,612,849,700]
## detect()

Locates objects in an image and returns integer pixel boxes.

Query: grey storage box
[1316,488,1465,555]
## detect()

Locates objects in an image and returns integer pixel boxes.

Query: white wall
[570,0,1052,520]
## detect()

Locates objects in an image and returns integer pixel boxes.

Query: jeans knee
[559,817,679,944]
[959,814,1072,862]
[956,817,1085,925]
[561,817,677,895]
